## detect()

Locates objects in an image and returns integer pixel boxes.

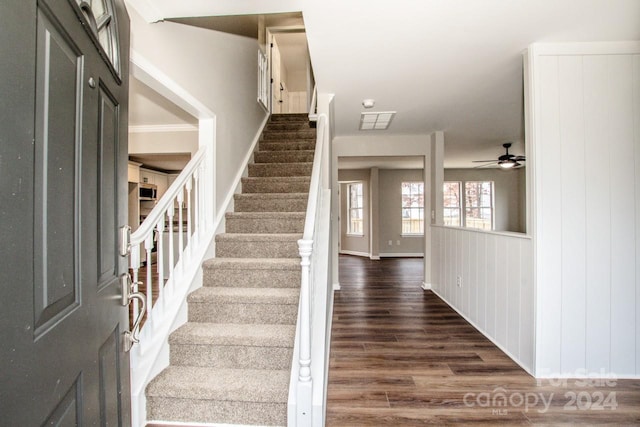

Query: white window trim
[401,181,425,236]
[346,182,364,236]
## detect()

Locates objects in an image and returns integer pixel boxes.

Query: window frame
[463,181,495,230]
[443,181,462,227]
[346,182,364,236]
[401,181,425,236]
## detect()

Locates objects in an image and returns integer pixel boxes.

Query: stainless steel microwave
[139,183,157,200]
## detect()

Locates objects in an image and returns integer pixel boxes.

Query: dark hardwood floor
[326,255,640,426]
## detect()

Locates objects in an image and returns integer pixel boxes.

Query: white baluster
[156,218,164,316]
[193,168,200,248]
[177,189,184,269]
[167,201,175,294]
[145,234,154,329]
[297,238,313,423]
[186,176,193,255]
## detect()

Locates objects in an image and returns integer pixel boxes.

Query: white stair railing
[289,113,332,426]
[126,146,214,426]
[258,49,269,110]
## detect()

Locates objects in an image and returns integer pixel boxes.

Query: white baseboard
[421,282,431,290]
[379,252,424,258]
[369,255,380,260]
[333,282,341,291]
[339,250,370,257]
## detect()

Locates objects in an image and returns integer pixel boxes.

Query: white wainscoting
[431,226,534,374]
[527,42,640,377]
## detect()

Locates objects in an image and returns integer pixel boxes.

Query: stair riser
[269,114,308,122]
[261,131,316,141]
[235,197,307,212]
[254,151,315,163]
[226,217,305,234]
[259,141,315,151]
[204,268,300,288]
[216,239,300,258]
[170,345,292,370]
[248,163,312,177]
[265,122,311,131]
[189,302,297,324]
[241,179,310,194]
[147,398,286,426]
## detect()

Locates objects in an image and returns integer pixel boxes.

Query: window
[347,182,364,235]
[464,181,494,230]
[76,0,121,75]
[443,181,462,226]
[401,182,424,234]
[443,180,494,230]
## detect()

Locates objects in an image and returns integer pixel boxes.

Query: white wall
[527,42,640,377]
[128,8,267,212]
[444,168,526,233]
[431,226,535,373]
[129,130,199,155]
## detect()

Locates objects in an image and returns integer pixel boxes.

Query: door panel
[34,6,83,334]
[0,0,130,424]
[98,85,119,286]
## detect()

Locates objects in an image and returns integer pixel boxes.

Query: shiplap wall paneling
[609,55,637,374]
[559,55,587,374]
[531,43,640,377]
[430,226,534,373]
[535,55,563,375]
[583,55,611,374]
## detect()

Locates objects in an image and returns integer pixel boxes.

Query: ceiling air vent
[359,111,396,130]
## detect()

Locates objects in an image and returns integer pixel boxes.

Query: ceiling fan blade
[513,156,526,161]
[474,162,498,169]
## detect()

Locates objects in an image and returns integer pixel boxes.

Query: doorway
[267,27,312,114]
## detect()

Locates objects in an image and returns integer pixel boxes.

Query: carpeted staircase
[146,114,315,426]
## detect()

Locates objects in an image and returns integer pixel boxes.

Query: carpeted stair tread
[203,257,300,271]
[248,162,313,177]
[268,113,309,122]
[241,176,311,194]
[225,211,306,219]
[216,233,302,242]
[233,193,308,213]
[259,141,316,151]
[261,130,316,141]
[188,286,299,305]
[146,366,289,402]
[225,212,305,234]
[170,323,295,347]
[254,150,315,163]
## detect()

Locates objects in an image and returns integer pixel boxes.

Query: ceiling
[338,156,424,170]
[126,0,640,168]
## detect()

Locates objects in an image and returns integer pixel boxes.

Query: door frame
[265,26,306,114]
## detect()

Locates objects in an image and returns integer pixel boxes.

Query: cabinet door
[155,172,169,199]
[139,168,154,184]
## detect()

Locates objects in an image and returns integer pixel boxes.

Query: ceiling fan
[473,142,525,169]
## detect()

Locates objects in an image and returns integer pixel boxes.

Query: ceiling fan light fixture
[499,159,517,169]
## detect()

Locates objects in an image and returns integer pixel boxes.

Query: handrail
[131,147,206,244]
[291,112,331,426]
[301,114,325,240]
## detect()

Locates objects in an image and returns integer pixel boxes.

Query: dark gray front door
[0,0,130,424]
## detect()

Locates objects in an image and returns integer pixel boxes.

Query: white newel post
[297,239,313,424]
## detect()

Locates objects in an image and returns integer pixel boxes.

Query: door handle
[120,273,146,352]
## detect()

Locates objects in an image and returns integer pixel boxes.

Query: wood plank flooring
[326,255,640,426]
